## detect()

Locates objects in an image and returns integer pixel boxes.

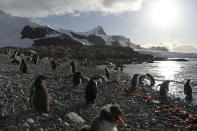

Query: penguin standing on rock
[80,104,127,131]
[73,72,83,88]
[85,78,97,104]
[30,75,50,113]
[184,79,192,99]
[70,61,77,74]
[20,59,29,73]
[159,80,170,97]
[129,74,140,93]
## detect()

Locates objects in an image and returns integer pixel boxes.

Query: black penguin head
[99,104,127,127]
[71,61,75,66]
[133,74,139,78]
[162,80,170,86]
[37,75,47,80]
[21,59,25,63]
[75,72,82,78]
[186,79,190,83]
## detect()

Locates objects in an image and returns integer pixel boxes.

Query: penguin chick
[73,72,83,88]
[80,104,127,131]
[159,80,170,97]
[20,59,29,73]
[30,75,50,113]
[85,78,97,104]
[184,79,192,99]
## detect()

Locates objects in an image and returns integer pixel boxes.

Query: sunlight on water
[157,61,181,80]
[125,60,197,105]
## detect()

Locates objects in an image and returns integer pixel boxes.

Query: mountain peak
[88,25,106,35]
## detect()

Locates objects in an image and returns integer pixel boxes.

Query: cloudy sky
[1,0,197,53]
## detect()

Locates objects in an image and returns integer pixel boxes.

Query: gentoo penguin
[184,79,192,99]
[80,104,127,131]
[159,80,170,97]
[85,78,97,104]
[129,74,140,92]
[105,68,110,79]
[50,60,57,70]
[73,72,83,88]
[70,61,77,74]
[20,59,29,73]
[139,75,146,86]
[146,73,155,87]
[32,54,39,64]
[30,75,50,113]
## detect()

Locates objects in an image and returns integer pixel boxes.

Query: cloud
[0,0,144,18]
[142,42,197,53]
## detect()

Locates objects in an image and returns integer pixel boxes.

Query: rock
[65,112,85,124]
[63,122,70,128]
[57,118,62,124]
[41,113,50,118]
[26,118,35,124]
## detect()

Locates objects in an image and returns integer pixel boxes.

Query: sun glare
[150,0,179,28]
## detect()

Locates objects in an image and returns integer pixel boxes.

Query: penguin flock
[1,49,195,130]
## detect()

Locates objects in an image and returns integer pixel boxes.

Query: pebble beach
[0,53,197,131]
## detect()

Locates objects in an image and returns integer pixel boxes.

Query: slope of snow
[0,10,59,47]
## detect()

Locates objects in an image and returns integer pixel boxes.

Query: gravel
[0,53,196,130]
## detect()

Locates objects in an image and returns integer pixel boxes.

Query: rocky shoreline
[0,54,197,131]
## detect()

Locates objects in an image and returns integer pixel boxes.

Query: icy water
[124,58,197,105]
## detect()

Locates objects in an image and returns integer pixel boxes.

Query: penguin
[70,61,77,74]
[129,74,140,93]
[139,74,146,86]
[30,75,50,113]
[73,72,83,88]
[146,73,155,87]
[105,68,110,79]
[184,79,192,99]
[50,60,57,70]
[20,59,29,73]
[80,104,127,131]
[85,78,97,104]
[120,66,123,72]
[159,80,170,97]
[32,54,39,64]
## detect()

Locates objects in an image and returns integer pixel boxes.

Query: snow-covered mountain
[0,10,136,48]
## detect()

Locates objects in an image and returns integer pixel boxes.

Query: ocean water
[124,58,197,105]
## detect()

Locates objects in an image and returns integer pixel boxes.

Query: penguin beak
[114,116,127,127]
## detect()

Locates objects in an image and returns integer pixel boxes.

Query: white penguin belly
[98,121,118,131]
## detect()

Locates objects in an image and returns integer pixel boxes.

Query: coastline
[0,54,197,130]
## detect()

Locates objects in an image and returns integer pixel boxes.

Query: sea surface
[124,58,197,105]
